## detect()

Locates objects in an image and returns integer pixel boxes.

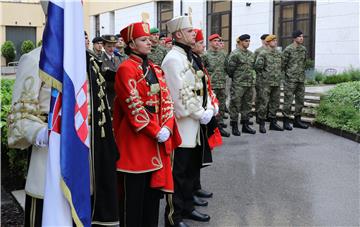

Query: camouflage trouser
[282,81,305,117]
[255,80,263,114]
[229,85,253,122]
[212,88,227,123]
[258,85,280,120]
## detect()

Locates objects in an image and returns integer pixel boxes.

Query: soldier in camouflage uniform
[114,35,128,63]
[203,33,230,137]
[282,30,309,130]
[254,34,269,123]
[254,35,284,133]
[91,36,103,60]
[148,27,168,66]
[227,34,256,136]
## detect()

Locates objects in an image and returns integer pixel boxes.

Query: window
[206,1,231,53]
[95,15,100,37]
[157,1,173,35]
[273,1,316,58]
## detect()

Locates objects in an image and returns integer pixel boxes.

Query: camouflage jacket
[254,46,267,60]
[202,49,228,89]
[254,48,283,86]
[254,45,267,83]
[282,43,307,82]
[148,44,168,66]
[227,48,256,87]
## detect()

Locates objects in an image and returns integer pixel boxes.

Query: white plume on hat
[166,16,193,34]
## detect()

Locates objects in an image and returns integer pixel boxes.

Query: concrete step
[11,189,25,211]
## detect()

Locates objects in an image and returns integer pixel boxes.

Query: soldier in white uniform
[8,47,49,227]
[162,16,214,227]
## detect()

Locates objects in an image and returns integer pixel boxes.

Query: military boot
[230,121,241,136]
[242,120,256,134]
[219,126,230,137]
[219,122,228,128]
[241,119,253,126]
[293,116,309,129]
[255,113,260,124]
[259,120,266,134]
[283,117,293,131]
[269,118,283,131]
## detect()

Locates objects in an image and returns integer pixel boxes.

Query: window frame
[157,1,174,35]
[206,1,232,54]
[273,1,316,59]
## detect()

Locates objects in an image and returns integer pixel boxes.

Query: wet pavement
[160,122,359,226]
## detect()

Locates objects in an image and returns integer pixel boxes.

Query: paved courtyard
[160,122,359,226]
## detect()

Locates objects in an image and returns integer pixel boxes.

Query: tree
[1,41,16,65]
[21,40,35,55]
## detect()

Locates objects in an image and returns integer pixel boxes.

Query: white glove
[200,109,213,125]
[35,126,49,147]
[214,104,219,116]
[157,127,170,143]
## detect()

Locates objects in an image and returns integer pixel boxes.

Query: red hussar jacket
[113,54,181,192]
[203,64,223,149]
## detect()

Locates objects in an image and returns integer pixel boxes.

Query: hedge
[316,81,360,133]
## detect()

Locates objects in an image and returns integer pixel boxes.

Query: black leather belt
[145,105,158,113]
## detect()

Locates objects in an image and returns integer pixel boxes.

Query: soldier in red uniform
[113,21,182,227]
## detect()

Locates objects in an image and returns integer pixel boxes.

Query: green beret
[150,27,160,34]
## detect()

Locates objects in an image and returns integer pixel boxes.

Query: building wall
[99,12,112,35]
[181,0,207,32]
[231,1,273,52]
[114,1,157,35]
[0,1,45,66]
[315,2,360,73]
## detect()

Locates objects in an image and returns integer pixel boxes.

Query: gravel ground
[1,187,24,226]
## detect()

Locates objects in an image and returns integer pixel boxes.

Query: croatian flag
[39,1,90,226]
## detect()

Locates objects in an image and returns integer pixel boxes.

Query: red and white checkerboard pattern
[74,82,89,147]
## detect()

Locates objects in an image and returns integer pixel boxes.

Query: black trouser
[25,194,43,227]
[120,172,162,227]
[193,167,201,191]
[165,146,201,225]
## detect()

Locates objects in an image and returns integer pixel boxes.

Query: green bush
[305,79,317,85]
[37,40,42,47]
[314,71,325,83]
[305,59,315,70]
[21,40,35,55]
[323,68,360,84]
[1,41,16,64]
[1,79,27,176]
[316,81,360,133]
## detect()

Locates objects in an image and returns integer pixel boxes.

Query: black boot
[255,113,260,124]
[242,120,256,134]
[219,126,230,137]
[269,118,283,131]
[283,117,293,131]
[230,121,241,136]
[293,116,309,129]
[240,120,254,125]
[219,122,228,128]
[259,120,266,133]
